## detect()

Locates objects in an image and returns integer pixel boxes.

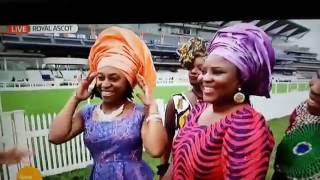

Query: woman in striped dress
[169,23,276,179]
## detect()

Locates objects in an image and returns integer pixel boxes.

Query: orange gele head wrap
[88,26,157,93]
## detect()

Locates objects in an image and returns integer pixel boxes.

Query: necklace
[95,103,125,122]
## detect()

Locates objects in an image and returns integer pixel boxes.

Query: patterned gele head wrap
[177,37,208,69]
[207,23,275,98]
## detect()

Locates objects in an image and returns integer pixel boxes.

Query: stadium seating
[83,39,95,46]
[25,70,45,82]
[0,71,26,82]
[40,70,54,81]
[54,38,83,46]
[60,70,82,81]
[2,35,20,41]
[1,30,319,84]
[163,36,180,46]
[24,36,51,44]
[143,34,161,44]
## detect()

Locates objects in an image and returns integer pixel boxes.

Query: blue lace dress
[81,104,153,180]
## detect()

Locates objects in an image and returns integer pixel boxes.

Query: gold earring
[233,87,245,104]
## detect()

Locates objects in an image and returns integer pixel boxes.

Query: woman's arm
[48,96,84,144]
[49,72,97,144]
[158,99,176,173]
[136,75,168,157]
[141,100,168,157]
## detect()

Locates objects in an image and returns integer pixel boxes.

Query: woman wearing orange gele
[49,26,167,180]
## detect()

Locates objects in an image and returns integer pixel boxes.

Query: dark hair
[90,80,134,100]
[240,86,251,104]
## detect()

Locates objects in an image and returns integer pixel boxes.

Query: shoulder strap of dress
[81,104,96,122]
[180,93,192,108]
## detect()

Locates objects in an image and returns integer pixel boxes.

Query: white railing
[0,80,190,90]
[0,111,93,180]
[0,79,310,92]
[156,80,189,86]
[0,81,79,91]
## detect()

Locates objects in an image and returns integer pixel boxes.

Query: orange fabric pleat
[88,26,157,93]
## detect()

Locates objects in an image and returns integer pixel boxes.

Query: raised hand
[136,74,154,106]
[136,74,159,115]
[75,72,98,101]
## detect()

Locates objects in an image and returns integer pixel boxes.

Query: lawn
[272,82,309,94]
[0,85,191,115]
[0,84,300,180]
[266,116,289,179]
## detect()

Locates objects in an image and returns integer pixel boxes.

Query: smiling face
[199,55,241,105]
[95,66,132,104]
[307,70,320,116]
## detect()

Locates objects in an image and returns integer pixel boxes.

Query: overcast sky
[291,19,320,56]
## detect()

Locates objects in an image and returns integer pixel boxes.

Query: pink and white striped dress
[172,102,275,180]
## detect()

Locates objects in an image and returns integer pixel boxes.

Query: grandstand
[0,20,319,87]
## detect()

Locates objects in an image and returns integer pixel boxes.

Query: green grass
[289,83,297,92]
[266,116,289,179]
[0,86,190,115]
[43,168,91,180]
[1,89,75,115]
[272,83,309,94]
[298,83,309,91]
[272,86,276,94]
[275,83,288,93]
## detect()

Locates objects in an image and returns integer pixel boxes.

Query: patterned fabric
[81,104,153,180]
[274,124,320,179]
[88,26,157,93]
[172,93,192,131]
[207,23,275,98]
[172,102,275,179]
[176,37,207,69]
[273,101,320,179]
[286,101,320,134]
